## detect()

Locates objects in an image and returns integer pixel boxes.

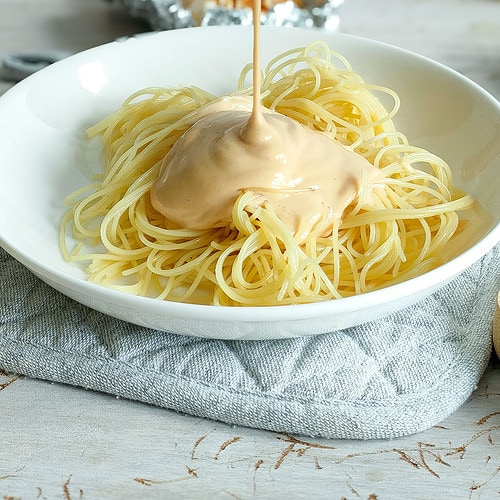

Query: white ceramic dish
[1,26,499,340]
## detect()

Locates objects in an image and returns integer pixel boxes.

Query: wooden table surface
[1,0,499,498]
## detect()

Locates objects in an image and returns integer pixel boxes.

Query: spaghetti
[60,42,474,306]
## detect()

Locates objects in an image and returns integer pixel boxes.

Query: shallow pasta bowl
[0,26,499,340]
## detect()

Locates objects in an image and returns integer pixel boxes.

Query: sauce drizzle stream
[151,2,382,233]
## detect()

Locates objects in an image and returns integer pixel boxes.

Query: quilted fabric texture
[0,244,498,439]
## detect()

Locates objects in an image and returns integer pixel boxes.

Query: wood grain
[1,0,499,497]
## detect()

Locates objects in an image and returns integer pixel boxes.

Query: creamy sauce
[151,97,380,231]
[150,0,381,234]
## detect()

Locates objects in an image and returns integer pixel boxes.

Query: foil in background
[118,0,344,31]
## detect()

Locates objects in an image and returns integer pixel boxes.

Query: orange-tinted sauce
[151,0,381,233]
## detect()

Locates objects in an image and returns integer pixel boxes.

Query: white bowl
[1,26,499,340]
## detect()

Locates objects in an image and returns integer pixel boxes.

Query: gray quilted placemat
[0,244,498,439]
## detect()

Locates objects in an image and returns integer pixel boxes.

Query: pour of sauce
[151,0,381,234]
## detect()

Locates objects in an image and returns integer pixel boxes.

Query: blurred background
[0,2,499,498]
[1,0,499,98]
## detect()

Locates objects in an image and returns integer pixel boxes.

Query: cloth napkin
[0,244,498,440]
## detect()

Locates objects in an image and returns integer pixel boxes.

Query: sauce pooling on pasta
[150,0,381,234]
[151,97,381,232]
[61,11,475,306]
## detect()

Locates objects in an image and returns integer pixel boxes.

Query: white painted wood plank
[1,0,499,497]
[1,365,499,498]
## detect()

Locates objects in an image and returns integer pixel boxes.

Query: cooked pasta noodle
[60,42,474,306]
